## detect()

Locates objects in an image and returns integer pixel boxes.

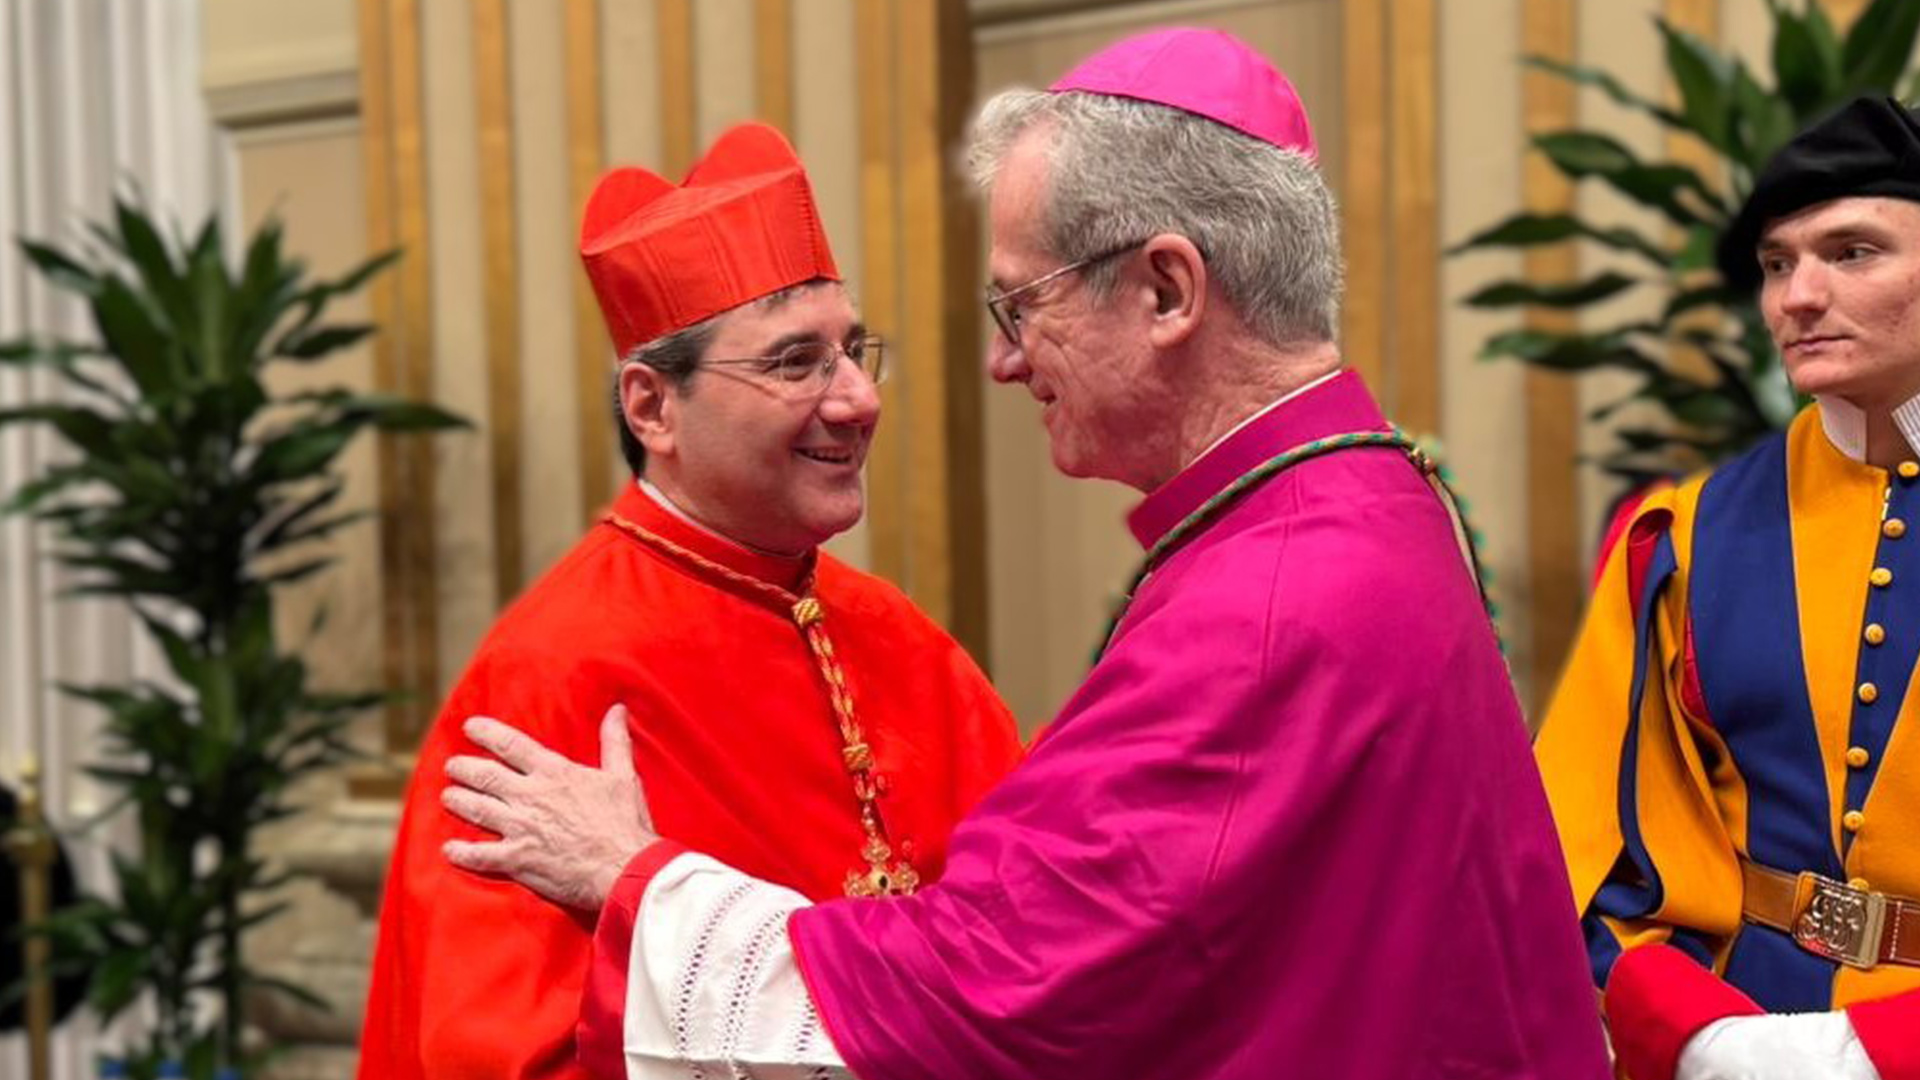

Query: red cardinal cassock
[355,122,1024,1080]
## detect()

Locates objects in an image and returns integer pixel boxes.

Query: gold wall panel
[794,0,872,570]
[1341,0,1387,395]
[657,0,696,176]
[755,0,794,132]
[1522,0,1581,712]
[567,0,615,522]
[855,0,908,588]
[695,0,758,141]
[420,0,498,685]
[902,0,989,652]
[508,0,587,579]
[357,0,442,748]
[1438,0,1530,695]
[602,0,665,168]
[1388,0,1439,436]
[473,0,524,599]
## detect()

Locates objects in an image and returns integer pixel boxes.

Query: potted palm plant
[0,200,466,1079]
[1453,0,1920,487]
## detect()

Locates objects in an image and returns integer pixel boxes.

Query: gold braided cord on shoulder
[1096,427,1498,662]
[603,513,919,897]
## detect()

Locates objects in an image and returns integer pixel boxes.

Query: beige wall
[231,120,388,748]
[1439,0,1529,690]
[206,4,391,761]
[201,0,1878,736]
[203,0,356,87]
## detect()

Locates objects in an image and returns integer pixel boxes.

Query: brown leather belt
[1742,859,1920,970]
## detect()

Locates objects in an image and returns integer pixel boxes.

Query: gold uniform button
[1901,461,1920,479]
[1848,746,1872,768]
[1866,623,1887,645]
[1859,682,1880,704]
[1887,518,1909,539]
[1845,810,1867,832]
[1850,877,1872,890]
[1871,567,1895,587]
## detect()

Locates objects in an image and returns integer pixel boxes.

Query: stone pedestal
[250,798,398,1080]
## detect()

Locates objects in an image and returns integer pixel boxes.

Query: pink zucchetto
[1048,27,1317,159]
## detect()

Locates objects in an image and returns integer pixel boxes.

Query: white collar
[1188,368,1345,467]
[1816,392,1920,463]
[635,478,807,559]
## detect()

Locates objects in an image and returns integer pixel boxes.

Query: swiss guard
[1537,97,1920,1080]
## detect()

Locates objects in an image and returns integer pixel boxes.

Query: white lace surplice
[620,852,853,1080]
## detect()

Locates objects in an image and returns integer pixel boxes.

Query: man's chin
[1783,356,1869,400]
[1050,440,1115,482]
[1047,438,1089,478]
[804,500,866,546]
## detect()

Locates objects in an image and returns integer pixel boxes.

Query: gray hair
[966,88,1343,346]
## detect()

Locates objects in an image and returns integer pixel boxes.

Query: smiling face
[983,129,1157,485]
[632,283,880,553]
[1759,196,1920,412]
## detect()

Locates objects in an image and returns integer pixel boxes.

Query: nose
[1777,258,1831,318]
[986,332,1030,384]
[818,357,881,427]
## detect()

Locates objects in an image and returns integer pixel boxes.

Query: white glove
[1677,1012,1881,1080]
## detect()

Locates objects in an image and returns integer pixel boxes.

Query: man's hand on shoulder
[442,704,658,910]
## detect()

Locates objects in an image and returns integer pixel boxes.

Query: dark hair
[613,319,719,475]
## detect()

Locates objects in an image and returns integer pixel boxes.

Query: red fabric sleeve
[577,841,690,1079]
[1604,944,1763,1080]
[1595,486,1661,590]
[357,644,627,1080]
[1848,987,1920,1080]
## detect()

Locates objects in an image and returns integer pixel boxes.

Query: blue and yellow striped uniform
[1537,405,1920,1011]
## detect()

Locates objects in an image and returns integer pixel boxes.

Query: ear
[619,363,679,460]
[1141,233,1206,349]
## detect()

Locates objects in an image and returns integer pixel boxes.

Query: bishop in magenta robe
[569,373,1611,1080]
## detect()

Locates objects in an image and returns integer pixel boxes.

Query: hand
[442,704,657,910]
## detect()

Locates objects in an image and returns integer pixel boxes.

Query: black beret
[1717,96,1920,294]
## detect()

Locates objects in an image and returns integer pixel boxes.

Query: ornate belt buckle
[1794,874,1887,970]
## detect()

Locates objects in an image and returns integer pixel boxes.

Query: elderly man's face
[1759,196,1920,411]
[655,284,880,553]
[984,131,1159,485]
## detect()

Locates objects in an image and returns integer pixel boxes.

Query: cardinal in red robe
[355,122,1024,1080]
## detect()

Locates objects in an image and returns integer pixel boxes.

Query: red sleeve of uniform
[1848,987,1920,1080]
[1604,944,1763,1080]
[356,640,623,1080]
[1594,485,1662,589]
[576,841,690,1079]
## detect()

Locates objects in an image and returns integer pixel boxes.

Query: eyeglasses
[984,239,1147,348]
[696,335,887,396]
